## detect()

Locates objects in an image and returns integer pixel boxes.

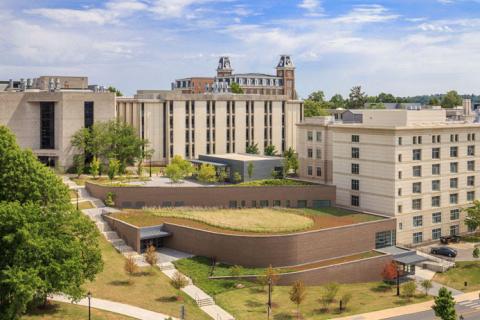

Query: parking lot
[418,241,479,261]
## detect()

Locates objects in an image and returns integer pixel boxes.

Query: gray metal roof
[140,226,171,240]
[189,159,228,167]
[393,251,429,265]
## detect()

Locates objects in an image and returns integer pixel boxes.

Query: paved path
[408,268,463,297]
[51,294,177,320]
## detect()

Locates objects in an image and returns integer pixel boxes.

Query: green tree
[108,158,120,182]
[329,94,345,109]
[429,97,440,106]
[246,143,260,154]
[348,86,367,109]
[230,82,244,94]
[473,247,479,259]
[308,90,326,102]
[320,282,339,311]
[171,155,194,176]
[197,164,217,183]
[0,202,103,318]
[108,86,123,96]
[73,154,85,177]
[441,90,463,109]
[90,156,100,178]
[304,100,330,117]
[165,164,183,183]
[420,279,433,296]
[218,168,228,182]
[402,281,416,300]
[377,92,397,103]
[247,162,254,180]
[289,280,306,319]
[264,145,277,156]
[0,126,70,207]
[432,287,456,320]
[233,171,242,183]
[283,147,299,176]
[464,200,480,231]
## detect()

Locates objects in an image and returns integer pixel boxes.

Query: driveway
[419,242,479,262]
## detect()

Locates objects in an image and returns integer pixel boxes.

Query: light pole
[149,155,152,178]
[267,278,272,319]
[87,291,92,320]
[396,264,401,296]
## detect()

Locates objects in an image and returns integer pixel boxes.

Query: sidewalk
[336,290,480,320]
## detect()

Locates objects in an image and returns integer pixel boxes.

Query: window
[412,199,422,210]
[398,188,402,196]
[352,147,360,159]
[413,166,422,177]
[307,131,313,141]
[468,160,475,171]
[431,196,441,207]
[316,131,322,142]
[398,154,402,162]
[432,148,440,159]
[260,200,269,207]
[229,200,237,208]
[316,148,322,159]
[398,171,402,179]
[450,134,459,142]
[468,176,475,186]
[450,162,458,173]
[432,212,442,223]
[297,200,307,208]
[351,163,359,174]
[450,178,458,189]
[413,149,422,160]
[273,200,281,207]
[432,135,441,143]
[398,137,402,145]
[316,167,322,177]
[412,182,422,193]
[352,135,360,143]
[307,166,313,176]
[351,179,359,190]
[375,230,396,249]
[413,215,423,227]
[432,228,442,240]
[432,164,440,175]
[413,136,422,144]
[84,101,94,129]
[307,148,313,158]
[450,194,458,204]
[351,195,360,207]
[467,191,475,201]
[413,232,423,244]
[399,222,403,229]
[450,146,458,157]
[450,225,459,236]
[40,102,55,149]
[432,180,440,191]
[468,145,475,156]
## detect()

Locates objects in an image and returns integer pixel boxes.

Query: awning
[140,227,171,240]
[393,252,429,265]
[189,159,228,167]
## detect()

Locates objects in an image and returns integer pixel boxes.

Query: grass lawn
[84,236,209,320]
[71,176,149,186]
[216,282,431,320]
[461,233,480,243]
[236,179,314,186]
[23,301,134,320]
[77,201,95,210]
[434,261,480,292]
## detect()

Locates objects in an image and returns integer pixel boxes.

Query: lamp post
[149,155,152,178]
[267,278,272,319]
[87,291,92,320]
[396,264,401,296]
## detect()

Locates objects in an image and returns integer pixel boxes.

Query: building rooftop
[202,153,284,161]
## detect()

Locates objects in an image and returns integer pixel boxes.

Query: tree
[108,86,123,97]
[377,92,397,103]
[197,164,217,183]
[473,247,479,259]
[73,154,85,177]
[108,158,120,182]
[329,94,345,109]
[382,261,398,283]
[283,147,299,176]
[402,281,416,300]
[218,168,228,182]
[264,145,277,156]
[124,255,138,284]
[90,156,100,178]
[441,90,462,109]
[429,97,440,106]
[464,200,480,231]
[246,143,259,154]
[320,282,339,311]
[232,171,242,183]
[247,162,254,180]
[230,82,244,94]
[265,265,279,288]
[348,86,367,109]
[308,90,326,102]
[304,100,330,117]
[144,245,158,271]
[420,279,433,296]
[165,155,194,183]
[0,202,103,318]
[432,287,456,320]
[230,265,243,277]
[170,272,189,300]
[289,280,306,319]
[340,292,352,311]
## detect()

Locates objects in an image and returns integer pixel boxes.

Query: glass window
[316,131,322,142]
[450,178,458,189]
[398,137,402,145]
[450,162,458,173]
[398,154,402,162]
[450,209,460,220]
[450,225,459,236]
[316,167,322,177]
[273,200,281,207]
[352,147,360,159]
[307,166,313,176]
[432,148,440,159]
[450,193,458,204]
[375,230,396,249]
[432,180,440,191]
[351,195,360,207]
[413,232,423,244]
[351,163,359,174]
[450,146,458,157]
[467,191,475,202]
[432,228,442,240]
[467,176,475,186]
[413,149,422,160]
[352,135,360,143]
[432,212,442,223]
[307,148,313,158]
[307,131,313,141]
[412,199,422,210]
[259,200,269,207]
[297,200,307,208]
[413,166,422,177]
[316,148,322,159]
[432,164,440,175]
[229,200,237,208]
[351,179,359,190]
[413,215,423,227]
[412,182,422,193]
[468,145,475,156]
[468,160,475,171]
[431,196,441,207]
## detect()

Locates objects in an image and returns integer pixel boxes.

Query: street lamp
[87,291,92,320]
[396,263,402,296]
[267,278,272,319]
[149,155,152,178]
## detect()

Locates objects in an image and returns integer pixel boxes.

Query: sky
[1,0,480,98]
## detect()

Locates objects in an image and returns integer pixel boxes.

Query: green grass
[215,282,431,320]
[23,301,134,320]
[236,179,314,186]
[461,233,480,243]
[77,201,95,210]
[71,176,150,186]
[434,261,480,292]
[83,236,209,320]
[303,207,383,223]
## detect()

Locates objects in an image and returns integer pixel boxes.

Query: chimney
[26,78,32,89]
[49,78,55,91]
[20,78,26,91]
[8,79,13,90]
[55,78,60,90]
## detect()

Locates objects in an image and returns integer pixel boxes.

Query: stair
[196,297,215,307]
[158,262,176,271]
[96,221,111,232]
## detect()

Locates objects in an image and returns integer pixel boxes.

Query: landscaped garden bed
[434,261,480,292]
[71,176,150,187]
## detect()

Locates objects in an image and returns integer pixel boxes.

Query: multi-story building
[117,90,303,165]
[297,108,480,245]
[172,55,297,100]
[0,76,115,169]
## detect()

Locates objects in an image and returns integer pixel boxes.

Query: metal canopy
[393,252,429,265]
[140,227,171,240]
[189,159,228,167]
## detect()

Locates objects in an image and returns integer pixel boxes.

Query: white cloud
[332,4,399,24]
[298,0,321,11]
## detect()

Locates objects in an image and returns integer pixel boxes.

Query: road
[386,299,480,320]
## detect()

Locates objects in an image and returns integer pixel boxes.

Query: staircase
[196,297,215,307]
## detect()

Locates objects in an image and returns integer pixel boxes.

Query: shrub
[105,192,116,207]
[170,272,189,290]
[232,171,242,183]
[473,247,479,259]
[144,245,158,268]
[124,255,138,283]
[73,154,85,178]
[90,156,100,178]
[289,280,306,318]
[420,279,433,296]
[320,282,339,311]
[108,158,120,181]
[341,292,352,311]
[197,164,217,183]
[402,281,417,299]
[230,265,244,277]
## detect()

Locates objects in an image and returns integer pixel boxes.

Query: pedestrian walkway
[458,299,480,310]
[409,268,463,297]
[51,294,177,320]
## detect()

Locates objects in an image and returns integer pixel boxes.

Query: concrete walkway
[51,294,177,320]
[336,290,480,320]
[408,268,463,297]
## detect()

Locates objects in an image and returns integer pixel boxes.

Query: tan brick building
[117,91,303,165]
[298,109,480,245]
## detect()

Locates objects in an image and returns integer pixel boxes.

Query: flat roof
[202,153,284,161]
[190,159,227,167]
[139,226,171,240]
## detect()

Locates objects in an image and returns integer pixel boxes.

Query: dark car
[431,246,457,257]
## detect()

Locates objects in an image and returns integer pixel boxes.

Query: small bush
[230,265,244,277]
[170,271,189,290]
[105,192,116,207]
[402,281,417,299]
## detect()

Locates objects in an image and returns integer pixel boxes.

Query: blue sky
[1,0,480,98]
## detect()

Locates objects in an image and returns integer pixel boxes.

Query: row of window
[412,209,461,227]
[409,146,475,161]
[306,130,323,142]
[307,148,322,159]
[306,166,322,177]
[410,191,475,210]
[412,225,467,244]
[399,133,476,146]
[227,199,331,208]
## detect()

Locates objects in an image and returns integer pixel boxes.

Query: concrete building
[172,55,297,100]
[297,108,480,245]
[0,76,115,169]
[116,90,303,165]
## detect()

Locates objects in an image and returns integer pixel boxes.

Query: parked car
[431,246,457,257]
[440,235,461,244]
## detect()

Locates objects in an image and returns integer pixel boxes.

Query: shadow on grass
[27,302,61,316]
[274,312,294,320]
[249,286,266,294]
[156,296,178,303]
[370,283,393,293]
[245,299,264,308]
[135,271,152,277]
[109,280,131,286]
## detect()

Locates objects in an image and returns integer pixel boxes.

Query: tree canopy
[441,90,463,108]
[107,86,123,97]
[230,82,244,94]
[432,287,456,320]
[347,86,368,109]
[464,200,480,232]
